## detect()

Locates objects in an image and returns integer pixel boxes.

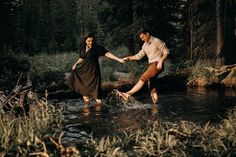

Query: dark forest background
[0,0,235,63]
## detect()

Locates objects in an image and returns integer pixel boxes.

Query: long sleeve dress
[65,44,108,99]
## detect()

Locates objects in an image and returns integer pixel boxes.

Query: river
[51,87,236,145]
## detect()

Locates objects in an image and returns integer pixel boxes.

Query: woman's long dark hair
[83,33,95,43]
[79,33,96,55]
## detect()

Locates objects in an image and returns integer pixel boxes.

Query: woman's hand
[72,64,77,70]
[118,58,126,64]
[72,58,85,70]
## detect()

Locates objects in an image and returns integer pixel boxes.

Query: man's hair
[137,28,150,35]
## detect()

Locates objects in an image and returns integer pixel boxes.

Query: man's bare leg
[150,92,158,104]
[148,79,159,104]
[116,80,145,101]
[126,80,145,95]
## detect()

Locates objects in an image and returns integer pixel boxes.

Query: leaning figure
[117,28,170,104]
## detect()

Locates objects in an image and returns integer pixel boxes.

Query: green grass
[2,49,235,156]
[27,52,78,89]
[1,47,174,90]
[0,94,63,156]
[1,97,235,156]
[82,106,236,156]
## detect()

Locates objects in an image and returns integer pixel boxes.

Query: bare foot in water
[116,90,131,102]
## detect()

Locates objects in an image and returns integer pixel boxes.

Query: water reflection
[94,103,102,113]
[56,87,236,143]
[150,104,159,121]
[224,88,236,97]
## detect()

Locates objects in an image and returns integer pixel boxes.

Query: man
[117,28,170,104]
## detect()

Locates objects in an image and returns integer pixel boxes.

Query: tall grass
[1,96,235,156]
[187,60,219,87]
[0,94,62,156]
[25,48,146,87]
[4,47,173,90]
[82,106,236,156]
[28,52,78,88]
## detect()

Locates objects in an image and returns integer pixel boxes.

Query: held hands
[118,56,130,64]
[123,57,130,62]
[118,58,126,64]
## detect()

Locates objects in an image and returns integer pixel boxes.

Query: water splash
[104,89,147,111]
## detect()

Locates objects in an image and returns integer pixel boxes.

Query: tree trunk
[189,8,193,60]
[215,0,224,65]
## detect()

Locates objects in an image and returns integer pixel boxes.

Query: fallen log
[0,84,38,116]
[187,64,236,87]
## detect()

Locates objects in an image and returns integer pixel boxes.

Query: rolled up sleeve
[160,43,170,55]
[135,49,146,60]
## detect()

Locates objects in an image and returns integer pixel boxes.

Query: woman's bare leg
[83,96,90,103]
[95,99,102,112]
[82,100,90,116]
[95,99,102,104]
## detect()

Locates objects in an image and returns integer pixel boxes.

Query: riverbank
[80,105,236,156]
[1,41,236,157]
[2,94,234,156]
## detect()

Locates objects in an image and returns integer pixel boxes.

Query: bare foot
[116,90,131,101]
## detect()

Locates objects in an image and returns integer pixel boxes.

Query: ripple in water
[54,87,236,144]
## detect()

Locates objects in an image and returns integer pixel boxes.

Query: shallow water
[52,87,236,144]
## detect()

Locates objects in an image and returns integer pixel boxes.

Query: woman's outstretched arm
[105,52,125,64]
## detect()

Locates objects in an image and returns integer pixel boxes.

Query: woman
[66,33,125,104]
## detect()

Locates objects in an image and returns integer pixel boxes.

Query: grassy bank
[187,60,236,87]
[1,50,235,156]
[1,49,235,92]
[81,105,236,156]
[0,94,63,156]
[1,96,235,156]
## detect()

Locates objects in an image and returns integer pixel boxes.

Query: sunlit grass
[2,50,235,156]
[1,92,235,156]
[0,94,62,156]
[83,106,236,156]
[187,60,236,87]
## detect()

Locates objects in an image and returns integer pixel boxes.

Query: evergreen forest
[1,0,235,63]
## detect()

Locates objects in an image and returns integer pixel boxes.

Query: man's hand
[156,61,163,70]
[123,57,130,61]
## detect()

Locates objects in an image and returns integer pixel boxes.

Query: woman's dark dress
[65,44,108,99]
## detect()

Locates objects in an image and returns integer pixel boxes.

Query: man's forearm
[160,53,169,62]
[124,55,140,61]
